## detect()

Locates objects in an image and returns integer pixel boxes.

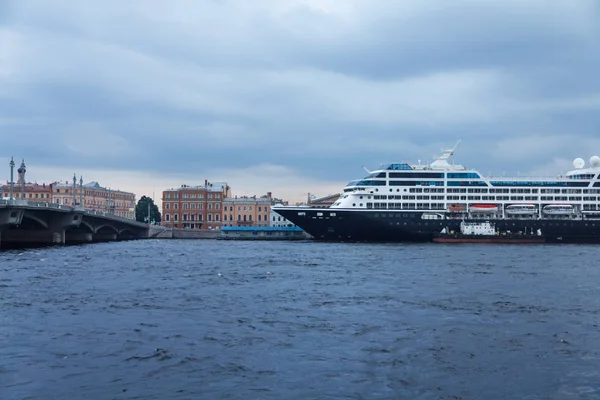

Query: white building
[270,205,296,227]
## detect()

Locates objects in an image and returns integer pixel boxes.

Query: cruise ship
[273,141,600,243]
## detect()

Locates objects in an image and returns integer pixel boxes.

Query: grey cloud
[1,0,600,193]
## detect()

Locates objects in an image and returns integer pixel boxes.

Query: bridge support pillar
[65,232,93,245]
[93,233,118,242]
[0,229,65,249]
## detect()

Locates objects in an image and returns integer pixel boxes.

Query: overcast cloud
[1,0,599,203]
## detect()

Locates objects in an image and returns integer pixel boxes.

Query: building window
[215,203,220,210]
[165,203,170,209]
[183,203,189,210]
[166,214,170,221]
[215,214,220,221]
[237,215,241,221]
[258,206,262,212]
[208,203,213,210]
[208,214,212,221]
[174,204,179,209]
[174,214,179,221]
[258,215,262,221]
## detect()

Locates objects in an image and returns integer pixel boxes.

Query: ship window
[389,172,444,179]
[366,172,387,178]
[353,203,356,206]
[386,163,413,171]
[448,172,480,179]
[347,180,386,187]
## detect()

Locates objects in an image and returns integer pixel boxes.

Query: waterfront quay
[0,200,148,249]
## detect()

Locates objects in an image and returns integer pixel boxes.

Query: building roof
[52,181,134,195]
[223,196,272,204]
[165,182,229,193]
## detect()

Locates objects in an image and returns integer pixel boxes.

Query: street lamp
[107,187,111,214]
[18,159,26,200]
[79,175,83,207]
[8,157,14,202]
[72,174,77,206]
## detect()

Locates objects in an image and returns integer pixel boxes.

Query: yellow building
[222,192,273,227]
[52,180,136,219]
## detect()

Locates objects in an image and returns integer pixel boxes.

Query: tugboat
[433,221,546,244]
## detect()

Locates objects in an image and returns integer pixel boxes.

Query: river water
[1,240,600,399]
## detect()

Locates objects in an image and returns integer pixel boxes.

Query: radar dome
[590,156,600,168]
[573,157,585,169]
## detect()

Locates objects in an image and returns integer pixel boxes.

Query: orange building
[222,192,273,227]
[162,181,230,229]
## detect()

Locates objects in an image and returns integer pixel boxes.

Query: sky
[1,0,600,205]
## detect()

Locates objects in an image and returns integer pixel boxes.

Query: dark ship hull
[274,207,600,244]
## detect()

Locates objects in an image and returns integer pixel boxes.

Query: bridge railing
[0,200,147,227]
[0,199,72,211]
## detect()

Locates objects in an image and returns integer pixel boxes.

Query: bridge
[0,200,149,249]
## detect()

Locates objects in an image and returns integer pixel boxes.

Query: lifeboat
[542,204,574,215]
[505,204,537,215]
[448,204,466,212]
[469,204,498,213]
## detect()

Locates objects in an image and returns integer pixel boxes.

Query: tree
[135,195,161,224]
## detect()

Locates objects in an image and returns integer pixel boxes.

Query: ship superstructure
[273,141,600,243]
[330,141,600,219]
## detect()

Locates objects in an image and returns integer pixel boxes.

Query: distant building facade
[308,193,340,207]
[1,182,53,201]
[1,160,53,201]
[222,193,273,227]
[270,206,296,228]
[52,180,136,219]
[161,180,230,229]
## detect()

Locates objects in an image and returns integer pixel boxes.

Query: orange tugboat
[433,221,546,244]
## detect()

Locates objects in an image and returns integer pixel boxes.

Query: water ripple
[1,241,600,399]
